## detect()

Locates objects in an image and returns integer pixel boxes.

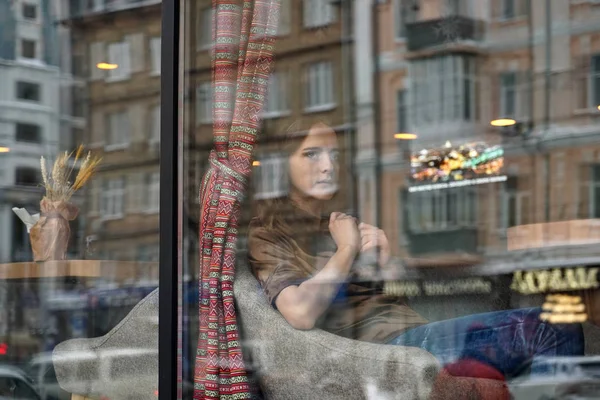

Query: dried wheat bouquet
[40,145,102,202]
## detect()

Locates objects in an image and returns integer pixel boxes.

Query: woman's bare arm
[274,212,360,330]
[275,245,357,330]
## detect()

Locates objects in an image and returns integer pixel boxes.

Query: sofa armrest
[234,266,441,399]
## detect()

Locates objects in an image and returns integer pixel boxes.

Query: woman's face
[288,123,340,200]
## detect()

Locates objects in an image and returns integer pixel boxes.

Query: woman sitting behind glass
[248,120,583,379]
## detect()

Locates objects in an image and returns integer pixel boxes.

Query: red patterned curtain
[194,0,280,398]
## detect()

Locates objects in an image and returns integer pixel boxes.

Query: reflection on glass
[0,0,161,399]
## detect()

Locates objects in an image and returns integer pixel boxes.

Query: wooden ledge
[0,260,159,281]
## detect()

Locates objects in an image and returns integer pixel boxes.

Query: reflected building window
[15,123,41,143]
[253,153,289,200]
[499,70,529,121]
[410,55,476,129]
[90,41,107,80]
[503,177,530,228]
[303,0,335,28]
[14,167,39,187]
[150,37,161,75]
[20,39,37,59]
[264,71,289,118]
[305,61,334,111]
[278,0,291,36]
[397,89,407,133]
[22,3,37,20]
[150,104,160,147]
[500,71,516,118]
[196,82,213,124]
[495,0,528,20]
[407,188,477,232]
[106,110,130,150]
[197,8,213,50]
[107,40,131,81]
[146,172,160,213]
[16,81,41,102]
[101,178,125,220]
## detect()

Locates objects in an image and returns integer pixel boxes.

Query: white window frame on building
[407,188,477,232]
[197,8,213,50]
[253,153,289,200]
[409,55,477,134]
[278,0,291,36]
[303,0,335,29]
[107,41,131,81]
[502,177,530,228]
[146,172,160,214]
[305,61,335,112]
[500,71,516,118]
[263,71,290,118]
[150,37,161,75]
[106,110,131,151]
[101,178,125,220]
[150,104,161,148]
[196,82,213,124]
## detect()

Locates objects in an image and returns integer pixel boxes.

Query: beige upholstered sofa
[53,261,508,399]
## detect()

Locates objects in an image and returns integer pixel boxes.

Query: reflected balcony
[406,16,485,53]
[406,228,478,256]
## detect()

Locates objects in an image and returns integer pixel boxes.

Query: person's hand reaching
[329,212,360,254]
[358,223,391,266]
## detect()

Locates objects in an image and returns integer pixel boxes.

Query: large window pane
[0,1,161,400]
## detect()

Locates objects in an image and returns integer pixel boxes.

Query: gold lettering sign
[511,267,599,295]
[383,278,492,297]
[540,294,587,324]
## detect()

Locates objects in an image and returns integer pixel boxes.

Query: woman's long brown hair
[251,117,345,233]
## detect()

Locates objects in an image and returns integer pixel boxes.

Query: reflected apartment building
[0,0,77,264]
[360,0,600,268]
[61,0,162,263]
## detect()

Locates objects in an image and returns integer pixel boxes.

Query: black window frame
[21,39,36,59]
[22,3,37,20]
[15,123,42,143]
[16,81,41,102]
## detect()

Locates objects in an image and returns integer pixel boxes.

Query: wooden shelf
[0,260,159,281]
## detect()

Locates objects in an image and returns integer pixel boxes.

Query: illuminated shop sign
[408,141,507,192]
[540,294,587,324]
[511,267,599,295]
[384,277,492,297]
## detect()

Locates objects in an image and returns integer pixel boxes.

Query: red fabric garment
[444,358,506,381]
[429,361,510,400]
[194,0,281,398]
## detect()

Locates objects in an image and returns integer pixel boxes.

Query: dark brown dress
[248,201,427,344]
